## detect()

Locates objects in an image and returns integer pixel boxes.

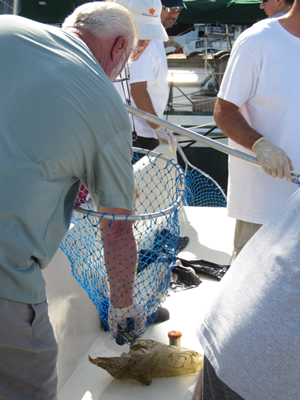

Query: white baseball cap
[115,0,168,41]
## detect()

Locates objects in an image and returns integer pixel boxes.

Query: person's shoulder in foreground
[197,187,300,400]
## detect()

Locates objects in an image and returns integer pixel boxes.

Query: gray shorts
[0,297,58,400]
[203,356,244,400]
[233,219,262,260]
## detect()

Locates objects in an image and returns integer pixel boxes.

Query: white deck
[44,205,235,400]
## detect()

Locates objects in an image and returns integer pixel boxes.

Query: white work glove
[155,127,177,152]
[252,137,294,184]
[108,302,147,345]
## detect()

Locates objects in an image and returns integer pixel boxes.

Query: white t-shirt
[197,188,300,400]
[126,40,169,138]
[218,19,300,224]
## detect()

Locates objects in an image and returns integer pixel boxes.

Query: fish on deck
[89,339,203,385]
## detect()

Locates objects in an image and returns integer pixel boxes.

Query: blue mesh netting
[60,151,185,344]
[59,149,227,344]
[184,167,227,207]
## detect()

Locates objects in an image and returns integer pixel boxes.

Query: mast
[12,0,19,14]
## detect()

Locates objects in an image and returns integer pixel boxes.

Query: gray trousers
[0,297,58,400]
[133,136,159,151]
[203,356,244,400]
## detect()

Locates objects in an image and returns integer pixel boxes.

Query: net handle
[125,104,299,179]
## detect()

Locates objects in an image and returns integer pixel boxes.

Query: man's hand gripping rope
[108,302,147,345]
[155,127,177,152]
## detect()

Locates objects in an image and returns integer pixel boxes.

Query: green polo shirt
[0,15,134,303]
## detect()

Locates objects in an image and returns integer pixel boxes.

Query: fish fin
[120,353,131,358]
[132,364,152,385]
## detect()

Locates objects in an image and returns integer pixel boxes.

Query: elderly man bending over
[0,2,143,399]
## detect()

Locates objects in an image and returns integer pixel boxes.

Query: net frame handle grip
[125,104,299,179]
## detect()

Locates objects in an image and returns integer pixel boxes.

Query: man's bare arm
[130,81,159,130]
[214,98,294,182]
[214,98,262,149]
[98,205,137,309]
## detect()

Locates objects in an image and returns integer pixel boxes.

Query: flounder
[89,339,203,385]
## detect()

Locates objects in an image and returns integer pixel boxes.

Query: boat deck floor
[56,206,235,400]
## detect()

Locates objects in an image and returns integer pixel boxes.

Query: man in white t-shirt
[214,1,300,258]
[128,0,186,151]
[113,0,168,130]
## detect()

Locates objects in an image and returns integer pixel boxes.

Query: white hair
[62,1,138,55]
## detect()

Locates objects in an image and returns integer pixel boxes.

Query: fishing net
[184,166,226,207]
[60,150,186,344]
[176,143,227,207]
